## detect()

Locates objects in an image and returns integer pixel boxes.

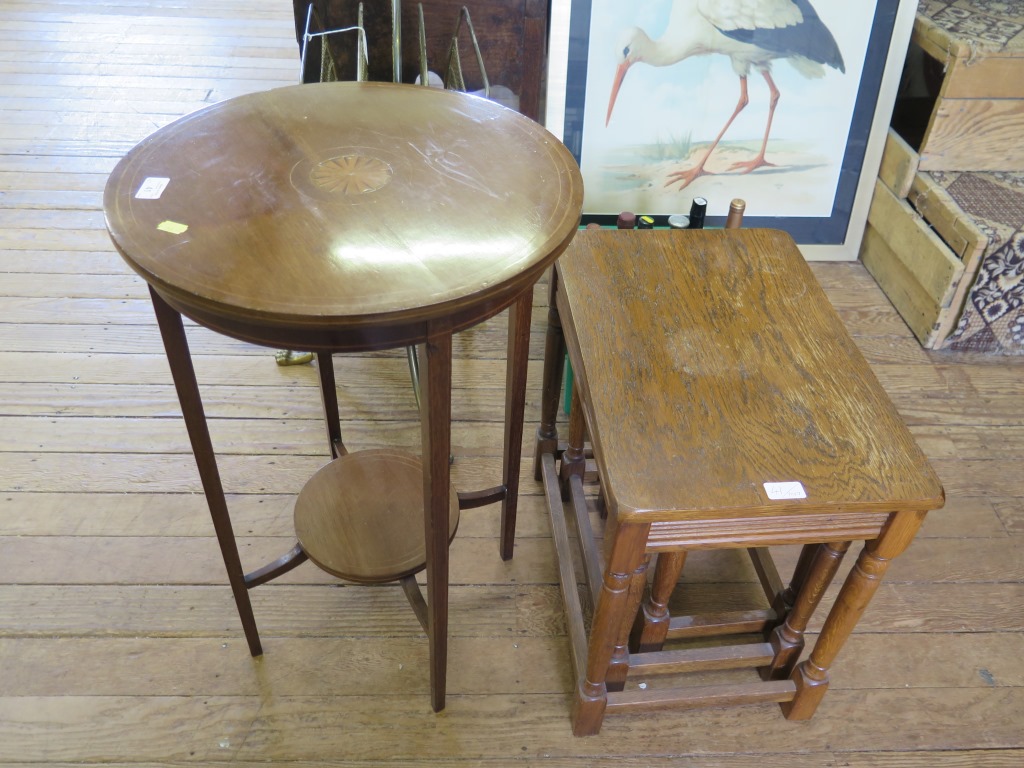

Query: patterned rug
[918,0,1024,51]
[929,171,1024,354]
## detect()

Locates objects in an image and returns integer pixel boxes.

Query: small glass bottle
[725,198,746,229]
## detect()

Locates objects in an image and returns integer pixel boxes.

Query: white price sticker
[135,177,170,199]
[764,482,807,500]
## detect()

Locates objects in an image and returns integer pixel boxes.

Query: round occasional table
[104,81,582,711]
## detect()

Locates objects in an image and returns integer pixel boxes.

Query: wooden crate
[910,2,1024,171]
[861,130,989,348]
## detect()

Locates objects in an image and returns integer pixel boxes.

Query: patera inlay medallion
[309,154,393,195]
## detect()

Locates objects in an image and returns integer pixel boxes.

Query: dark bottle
[688,197,708,229]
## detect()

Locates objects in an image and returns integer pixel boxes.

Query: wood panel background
[1,0,1022,765]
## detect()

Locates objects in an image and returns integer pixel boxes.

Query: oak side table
[536,228,945,734]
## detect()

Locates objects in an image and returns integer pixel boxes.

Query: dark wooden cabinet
[292,0,548,121]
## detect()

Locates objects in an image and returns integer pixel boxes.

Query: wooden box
[908,2,1024,171]
[861,130,988,348]
[863,129,1024,352]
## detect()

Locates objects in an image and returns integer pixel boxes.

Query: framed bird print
[545,0,917,260]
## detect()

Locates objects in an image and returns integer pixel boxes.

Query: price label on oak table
[764,481,807,500]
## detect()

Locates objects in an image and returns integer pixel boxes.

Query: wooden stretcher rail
[541,452,588,685]
[607,680,797,713]
[626,643,776,676]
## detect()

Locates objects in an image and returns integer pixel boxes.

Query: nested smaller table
[536,228,945,735]
[104,81,582,712]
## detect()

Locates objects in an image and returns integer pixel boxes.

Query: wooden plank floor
[1,1,1023,764]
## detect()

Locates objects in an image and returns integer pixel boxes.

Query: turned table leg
[631,550,687,653]
[534,269,564,480]
[559,383,586,499]
[772,542,820,621]
[764,541,851,680]
[149,287,262,657]
[607,557,650,690]
[783,510,927,720]
[572,522,651,736]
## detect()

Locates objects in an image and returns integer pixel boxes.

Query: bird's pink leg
[729,70,780,174]
[665,75,749,190]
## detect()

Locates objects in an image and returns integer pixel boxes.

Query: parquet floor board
[1,0,1022,763]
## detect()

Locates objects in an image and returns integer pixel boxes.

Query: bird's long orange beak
[606,60,631,126]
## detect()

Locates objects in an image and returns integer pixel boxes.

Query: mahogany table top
[104,82,581,346]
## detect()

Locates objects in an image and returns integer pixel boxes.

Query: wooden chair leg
[559,383,586,501]
[631,550,687,653]
[783,511,926,720]
[763,541,850,680]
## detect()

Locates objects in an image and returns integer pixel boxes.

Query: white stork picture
[575,0,874,218]
[607,0,845,189]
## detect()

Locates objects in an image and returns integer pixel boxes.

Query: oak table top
[557,228,944,523]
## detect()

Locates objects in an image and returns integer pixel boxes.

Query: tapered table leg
[148,287,262,657]
[315,352,346,458]
[500,291,533,561]
[420,321,453,713]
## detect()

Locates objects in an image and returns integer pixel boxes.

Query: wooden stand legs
[150,273,538,714]
[149,287,263,658]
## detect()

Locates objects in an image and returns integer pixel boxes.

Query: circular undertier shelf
[294,448,459,583]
